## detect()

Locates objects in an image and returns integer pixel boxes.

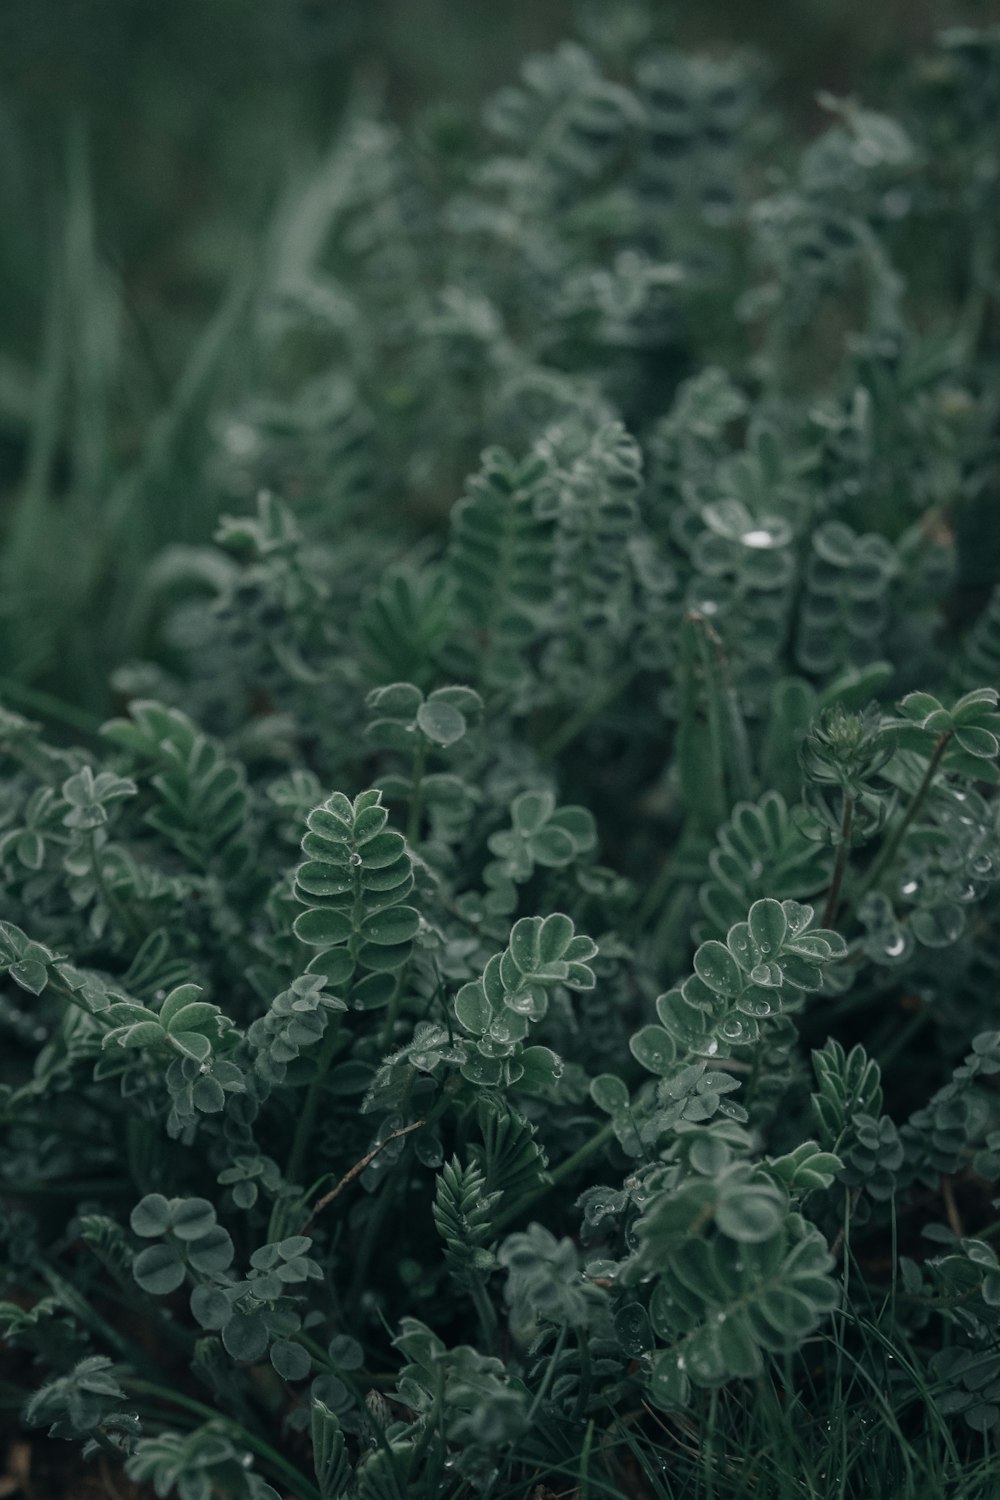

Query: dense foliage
[3,10,1000,1500]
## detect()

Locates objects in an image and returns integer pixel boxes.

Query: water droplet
[676,1355,686,1371]
[702,1039,719,1057]
[901,880,918,896]
[758,941,771,954]
[741,529,775,549]
[884,934,905,957]
[699,599,719,616]
[349,852,362,867]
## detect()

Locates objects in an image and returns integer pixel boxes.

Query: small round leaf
[271,1339,312,1381]
[130,1193,172,1239]
[133,1243,185,1296]
[416,700,466,745]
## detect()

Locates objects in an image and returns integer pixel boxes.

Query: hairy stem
[854,733,951,910]
[540,668,637,760]
[821,793,855,929]
[406,741,427,847]
[492,1118,615,1234]
[284,1013,342,1189]
[125,1379,321,1500]
[468,1273,499,1348]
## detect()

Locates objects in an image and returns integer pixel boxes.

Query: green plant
[3,8,1000,1500]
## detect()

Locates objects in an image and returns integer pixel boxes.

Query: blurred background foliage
[0,0,998,715]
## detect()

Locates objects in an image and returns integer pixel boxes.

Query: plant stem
[379,966,407,1053]
[0,1177,130,1198]
[346,1174,400,1308]
[853,733,951,910]
[469,1274,499,1348]
[407,741,427,846]
[743,1043,763,1113]
[539,668,637,760]
[0,674,104,736]
[284,1013,342,1189]
[125,1379,321,1500]
[821,794,855,928]
[492,1119,615,1234]
[88,829,143,944]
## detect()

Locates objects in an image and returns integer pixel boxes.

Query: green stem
[284,1013,342,1190]
[539,668,637,760]
[0,674,104,737]
[346,1176,401,1308]
[88,829,143,944]
[527,1324,567,1424]
[492,1119,615,1234]
[853,733,951,911]
[0,1177,130,1198]
[379,965,409,1053]
[821,794,855,929]
[468,1275,498,1349]
[407,741,427,847]
[635,846,678,935]
[743,1043,763,1114]
[573,1329,592,1423]
[124,1379,321,1500]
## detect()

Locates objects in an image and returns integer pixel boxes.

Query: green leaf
[192,1075,226,1112]
[222,1313,269,1362]
[715,1312,763,1377]
[367,682,424,719]
[293,907,354,947]
[358,906,420,946]
[133,1243,185,1295]
[171,1199,217,1241]
[511,790,556,834]
[130,1195,173,1238]
[271,1339,312,1380]
[455,982,492,1035]
[694,941,743,998]
[537,912,574,962]
[416,699,466,745]
[158,984,204,1027]
[649,1351,691,1410]
[187,1226,235,1273]
[516,1045,563,1092]
[354,831,406,867]
[747,898,787,956]
[591,1073,630,1114]
[164,1002,218,1035]
[630,1025,677,1075]
[953,726,998,759]
[190,1285,232,1330]
[715,1186,785,1243]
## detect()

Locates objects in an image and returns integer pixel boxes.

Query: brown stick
[941,1174,964,1240]
[301,1120,426,1233]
